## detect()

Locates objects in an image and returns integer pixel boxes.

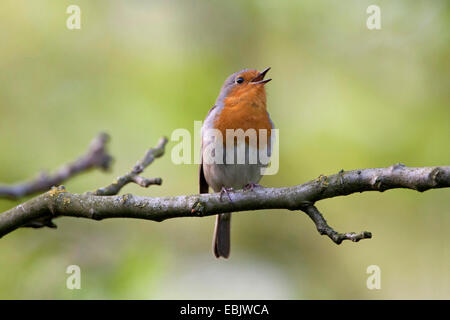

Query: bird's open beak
[250,67,272,85]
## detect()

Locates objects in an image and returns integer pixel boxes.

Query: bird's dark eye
[236,77,244,84]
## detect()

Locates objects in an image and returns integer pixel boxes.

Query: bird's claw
[219,187,234,202]
[243,183,262,192]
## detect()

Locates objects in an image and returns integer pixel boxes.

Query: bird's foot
[243,183,262,191]
[219,187,234,202]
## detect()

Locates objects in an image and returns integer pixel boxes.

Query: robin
[199,67,274,258]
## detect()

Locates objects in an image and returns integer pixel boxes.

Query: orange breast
[214,89,272,146]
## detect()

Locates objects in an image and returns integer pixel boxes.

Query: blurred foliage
[0,0,449,299]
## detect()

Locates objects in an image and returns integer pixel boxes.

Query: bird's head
[216,67,271,109]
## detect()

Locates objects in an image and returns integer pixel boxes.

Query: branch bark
[0,133,112,199]
[0,163,448,242]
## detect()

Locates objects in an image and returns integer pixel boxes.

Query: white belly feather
[203,142,268,192]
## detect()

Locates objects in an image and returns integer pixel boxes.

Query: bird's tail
[213,213,231,258]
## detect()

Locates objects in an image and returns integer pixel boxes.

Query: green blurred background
[0,0,449,299]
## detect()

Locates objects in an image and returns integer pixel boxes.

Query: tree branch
[0,133,112,199]
[0,161,448,241]
[17,136,168,228]
[299,204,372,244]
[94,137,168,196]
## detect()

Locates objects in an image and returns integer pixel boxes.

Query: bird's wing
[205,104,218,119]
[199,156,209,194]
[199,105,218,194]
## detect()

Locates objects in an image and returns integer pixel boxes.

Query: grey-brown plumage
[213,212,231,258]
[199,67,274,259]
[199,157,231,258]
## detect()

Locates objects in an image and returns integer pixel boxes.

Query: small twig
[0,133,112,199]
[300,204,372,244]
[21,136,167,228]
[93,137,168,196]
